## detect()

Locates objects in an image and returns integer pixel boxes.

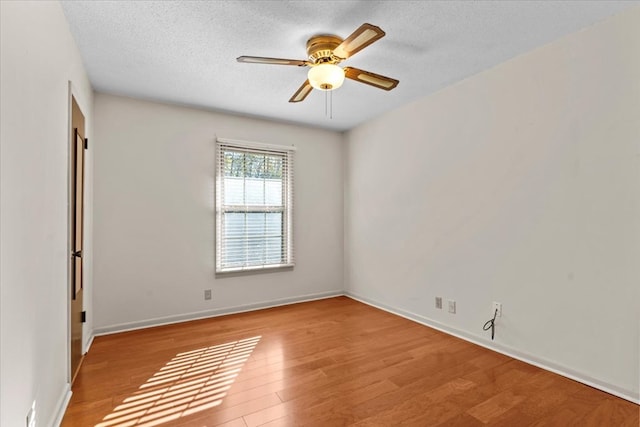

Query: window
[215,139,295,273]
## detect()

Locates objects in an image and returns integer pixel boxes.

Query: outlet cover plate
[26,404,35,427]
[448,300,456,314]
[435,297,442,309]
[204,289,212,300]
[492,302,502,317]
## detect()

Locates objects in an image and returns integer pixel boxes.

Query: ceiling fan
[237,23,399,103]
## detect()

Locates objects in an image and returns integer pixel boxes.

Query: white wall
[92,94,343,332]
[345,8,640,402]
[0,2,93,426]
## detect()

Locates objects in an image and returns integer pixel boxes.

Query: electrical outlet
[448,300,456,314]
[492,301,502,317]
[435,297,442,309]
[204,289,212,300]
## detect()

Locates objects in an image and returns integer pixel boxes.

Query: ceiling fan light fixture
[308,63,345,91]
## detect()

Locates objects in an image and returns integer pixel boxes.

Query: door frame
[67,82,89,384]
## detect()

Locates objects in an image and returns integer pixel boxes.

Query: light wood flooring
[62,296,639,426]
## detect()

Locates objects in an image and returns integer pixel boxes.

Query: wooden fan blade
[333,23,385,59]
[289,80,313,103]
[344,67,399,91]
[237,56,309,66]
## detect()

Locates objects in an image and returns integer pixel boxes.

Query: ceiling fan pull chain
[330,90,333,120]
[323,89,334,119]
[325,90,328,117]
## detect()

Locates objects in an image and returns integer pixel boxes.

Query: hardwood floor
[62,297,638,426]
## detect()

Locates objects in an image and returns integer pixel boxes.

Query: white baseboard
[49,384,72,427]
[86,290,638,404]
[83,333,94,354]
[93,290,343,336]
[345,291,640,405]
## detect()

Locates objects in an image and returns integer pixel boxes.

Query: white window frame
[215,138,295,273]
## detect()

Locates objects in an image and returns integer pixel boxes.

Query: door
[70,96,85,383]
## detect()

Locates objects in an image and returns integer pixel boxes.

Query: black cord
[483,309,498,340]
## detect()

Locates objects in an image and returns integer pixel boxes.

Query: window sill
[216,263,295,276]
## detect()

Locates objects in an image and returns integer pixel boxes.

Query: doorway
[69,96,85,384]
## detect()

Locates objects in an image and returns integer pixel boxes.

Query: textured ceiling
[61,1,636,131]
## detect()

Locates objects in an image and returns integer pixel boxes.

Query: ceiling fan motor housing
[306,35,344,64]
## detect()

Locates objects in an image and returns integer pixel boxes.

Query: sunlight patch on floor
[95,336,261,427]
